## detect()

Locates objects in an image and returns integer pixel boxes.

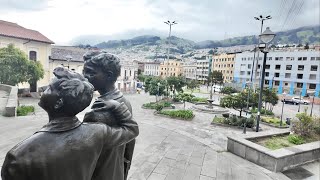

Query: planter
[211,121,256,131]
[227,131,320,172]
[260,121,289,129]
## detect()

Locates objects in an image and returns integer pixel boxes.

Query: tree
[0,44,44,86]
[262,88,278,111]
[166,76,187,93]
[148,78,166,98]
[220,87,238,95]
[176,93,194,110]
[220,91,258,117]
[186,80,200,94]
[304,43,309,49]
[207,70,223,86]
[137,74,147,83]
[208,49,214,54]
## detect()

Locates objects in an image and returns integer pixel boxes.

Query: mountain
[196,25,319,49]
[74,25,319,52]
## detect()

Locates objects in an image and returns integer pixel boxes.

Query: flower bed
[212,115,255,128]
[260,116,289,128]
[142,101,172,109]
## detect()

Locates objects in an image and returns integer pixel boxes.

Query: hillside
[90,25,319,53]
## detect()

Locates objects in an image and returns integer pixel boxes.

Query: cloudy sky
[0,0,319,45]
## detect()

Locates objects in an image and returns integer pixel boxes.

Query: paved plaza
[0,91,319,180]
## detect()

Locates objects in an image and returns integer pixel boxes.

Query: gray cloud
[145,0,320,41]
[0,0,49,11]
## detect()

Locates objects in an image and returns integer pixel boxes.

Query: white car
[292,97,310,104]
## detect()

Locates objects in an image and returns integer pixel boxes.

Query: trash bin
[286,118,291,125]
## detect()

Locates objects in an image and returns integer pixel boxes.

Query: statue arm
[1,152,24,180]
[103,102,139,148]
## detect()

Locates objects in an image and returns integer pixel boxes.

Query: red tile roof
[0,20,54,44]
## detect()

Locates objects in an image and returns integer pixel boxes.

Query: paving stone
[182,163,202,180]
[148,173,166,180]
[200,175,215,180]
[165,167,185,180]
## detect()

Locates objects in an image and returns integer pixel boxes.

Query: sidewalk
[0,94,318,180]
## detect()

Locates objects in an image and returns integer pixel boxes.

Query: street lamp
[65,55,72,70]
[252,15,272,90]
[255,27,276,132]
[280,92,287,127]
[310,93,315,116]
[157,82,161,102]
[244,81,252,134]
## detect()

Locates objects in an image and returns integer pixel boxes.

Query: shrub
[251,108,274,116]
[155,104,164,112]
[160,110,194,120]
[17,105,35,116]
[143,102,172,109]
[261,117,281,125]
[212,116,224,123]
[220,87,238,95]
[190,97,207,103]
[287,134,305,145]
[292,113,314,137]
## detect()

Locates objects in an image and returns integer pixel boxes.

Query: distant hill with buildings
[77,25,319,52]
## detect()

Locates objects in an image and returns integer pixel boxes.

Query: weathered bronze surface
[83,51,137,180]
[1,67,139,180]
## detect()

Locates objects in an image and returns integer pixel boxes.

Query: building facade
[212,53,236,83]
[182,62,197,80]
[143,62,160,76]
[0,20,54,91]
[160,60,183,78]
[196,58,209,82]
[234,50,320,96]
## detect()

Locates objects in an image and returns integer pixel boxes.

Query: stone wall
[0,84,18,117]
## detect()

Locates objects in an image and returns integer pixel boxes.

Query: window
[247,71,251,75]
[240,71,245,75]
[248,64,251,69]
[309,74,316,80]
[311,65,318,71]
[268,57,272,60]
[285,82,288,86]
[275,65,281,70]
[265,72,269,77]
[309,84,316,89]
[275,57,279,61]
[286,65,292,70]
[279,57,283,61]
[286,57,294,61]
[275,73,280,77]
[303,57,307,61]
[297,83,303,88]
[274,81,280,86]
[265,65,270,69]
[297,74,303,79]
[258,65,261,69]
[298,65,304,70]
[311,57,315,61]
[29,51,37,61]
[316,57,320,61]
[298,57,302,61]
[241,64,245,67]
[265,80,269,85]
[285,73,291,78]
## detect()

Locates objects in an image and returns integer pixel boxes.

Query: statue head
[83,51,121,91]
[39,67,94,117]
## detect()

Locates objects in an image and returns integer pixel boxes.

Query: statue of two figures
[1,52,138,180]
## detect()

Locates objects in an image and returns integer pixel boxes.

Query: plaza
[0,90,319,180]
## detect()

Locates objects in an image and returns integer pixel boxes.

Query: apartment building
[143,62,160,76]
[196,55,212,82]
[234,50,320,96]
[182,61,197,80]
[212,53,236,83]
[160,60,183,77]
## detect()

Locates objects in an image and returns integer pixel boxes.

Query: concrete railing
[0,84,18,117]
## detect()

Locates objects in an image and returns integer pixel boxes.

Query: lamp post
[244,81,252,134]
[252,15,271,90]
[157,82,161,102]
[310,93,315,116]
[280,92,286,127]
[298,91,302,112]
[256,27,276,132]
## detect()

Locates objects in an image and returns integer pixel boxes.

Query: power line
[280,0,298,31]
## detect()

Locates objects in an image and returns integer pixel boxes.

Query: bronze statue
[83,51,137,180]
[1,67,139,180]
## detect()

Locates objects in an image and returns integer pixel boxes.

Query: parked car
[292,97,310,104]
[281,99,299,105]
